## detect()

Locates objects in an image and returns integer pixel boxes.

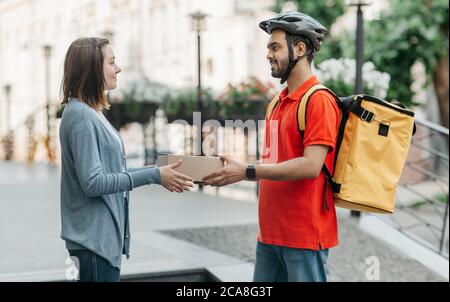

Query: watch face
[247,165,256,180]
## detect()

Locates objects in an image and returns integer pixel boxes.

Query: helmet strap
[280,34,313,84]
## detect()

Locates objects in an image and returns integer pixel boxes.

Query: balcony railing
[376,116,449,259]
[2,107,448,259]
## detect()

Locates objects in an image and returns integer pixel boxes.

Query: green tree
[365,0,449,127]
[272,0,449,129]
[272,0,345,31]
[271,1,351,67]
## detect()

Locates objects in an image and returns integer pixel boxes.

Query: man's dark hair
[290,35,314,64]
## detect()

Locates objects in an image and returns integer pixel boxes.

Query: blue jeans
[253,241,329,282]
[68,249,120,282]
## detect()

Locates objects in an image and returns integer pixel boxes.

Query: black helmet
[259,11,327,84]
[259,11,327,52]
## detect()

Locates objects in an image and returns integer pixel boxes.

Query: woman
[59,37,194,282]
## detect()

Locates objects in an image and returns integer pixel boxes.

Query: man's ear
[295,42,307,58]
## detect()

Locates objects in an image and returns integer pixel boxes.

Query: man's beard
[270,56,289,78]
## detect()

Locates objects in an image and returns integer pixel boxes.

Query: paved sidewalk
[161,220,446,282]
[0,161,446,281]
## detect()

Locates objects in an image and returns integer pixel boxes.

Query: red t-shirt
[258,75,340,250]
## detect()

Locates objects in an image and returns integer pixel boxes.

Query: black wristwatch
[246,165,256,181]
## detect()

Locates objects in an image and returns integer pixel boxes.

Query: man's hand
[202,156,247,187]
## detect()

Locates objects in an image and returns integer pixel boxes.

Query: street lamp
[4,84,11,134]
[3,84,13,161]
[346,0,371,217]
[346,0,372,94]
[190,11,208,154]
[43,45,54,164]
[190,10,208,192]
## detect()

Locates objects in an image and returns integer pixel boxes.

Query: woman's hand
[159,160,195,193]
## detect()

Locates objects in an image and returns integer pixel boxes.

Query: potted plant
[105,75,167,129]
[217,77,276,121]
[162,87,218,125]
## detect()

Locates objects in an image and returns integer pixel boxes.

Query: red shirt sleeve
[302,91,340,153]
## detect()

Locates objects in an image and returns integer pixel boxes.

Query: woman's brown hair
[60,37,110,110]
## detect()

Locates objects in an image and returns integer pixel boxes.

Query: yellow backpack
[266,84,416,214]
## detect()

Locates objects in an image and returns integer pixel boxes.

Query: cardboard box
[156,154,224,183]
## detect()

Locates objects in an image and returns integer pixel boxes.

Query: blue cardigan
[59,98,161,268]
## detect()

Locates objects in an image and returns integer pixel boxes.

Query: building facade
[0,0,278,139]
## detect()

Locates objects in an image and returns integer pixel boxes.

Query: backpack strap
[266,93,281,120]
[297,84,341,211]
[297,84,337,132]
